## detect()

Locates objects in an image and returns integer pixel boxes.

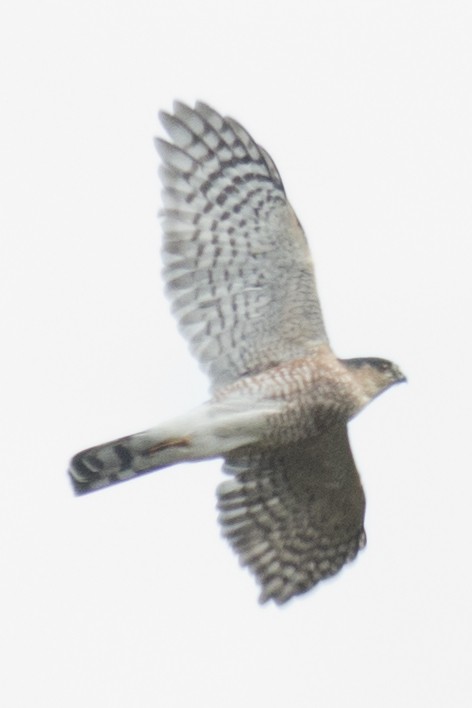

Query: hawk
[69,102,405,604]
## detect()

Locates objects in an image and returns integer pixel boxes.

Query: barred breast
[212,344,363,447]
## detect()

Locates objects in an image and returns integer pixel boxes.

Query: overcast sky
[1,1,471,706]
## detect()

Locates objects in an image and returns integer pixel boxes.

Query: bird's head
[342,357,407,401]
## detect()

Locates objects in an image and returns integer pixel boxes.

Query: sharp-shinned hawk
[69,102,405,604]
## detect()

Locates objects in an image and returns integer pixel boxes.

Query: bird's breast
[213,347,360,446]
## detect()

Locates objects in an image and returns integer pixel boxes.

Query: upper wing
[217,425,366,604]
[156,101,328,389]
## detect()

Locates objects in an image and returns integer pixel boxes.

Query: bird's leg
[69,398,274,495]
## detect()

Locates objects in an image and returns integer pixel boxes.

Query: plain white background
[1,1,471,706]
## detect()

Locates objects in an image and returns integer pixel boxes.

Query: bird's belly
[213,355,357,448]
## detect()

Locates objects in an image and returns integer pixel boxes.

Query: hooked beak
[394,365,407,384]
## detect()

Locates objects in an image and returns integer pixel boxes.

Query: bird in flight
[69,102,405,604]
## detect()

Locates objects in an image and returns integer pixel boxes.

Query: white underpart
[147,396,282,463]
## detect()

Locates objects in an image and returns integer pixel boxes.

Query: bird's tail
[68,400,270,495]
[68,427,194,495]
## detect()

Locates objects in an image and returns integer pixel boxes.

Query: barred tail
[69,400,273,495]
[68,428,192,495]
